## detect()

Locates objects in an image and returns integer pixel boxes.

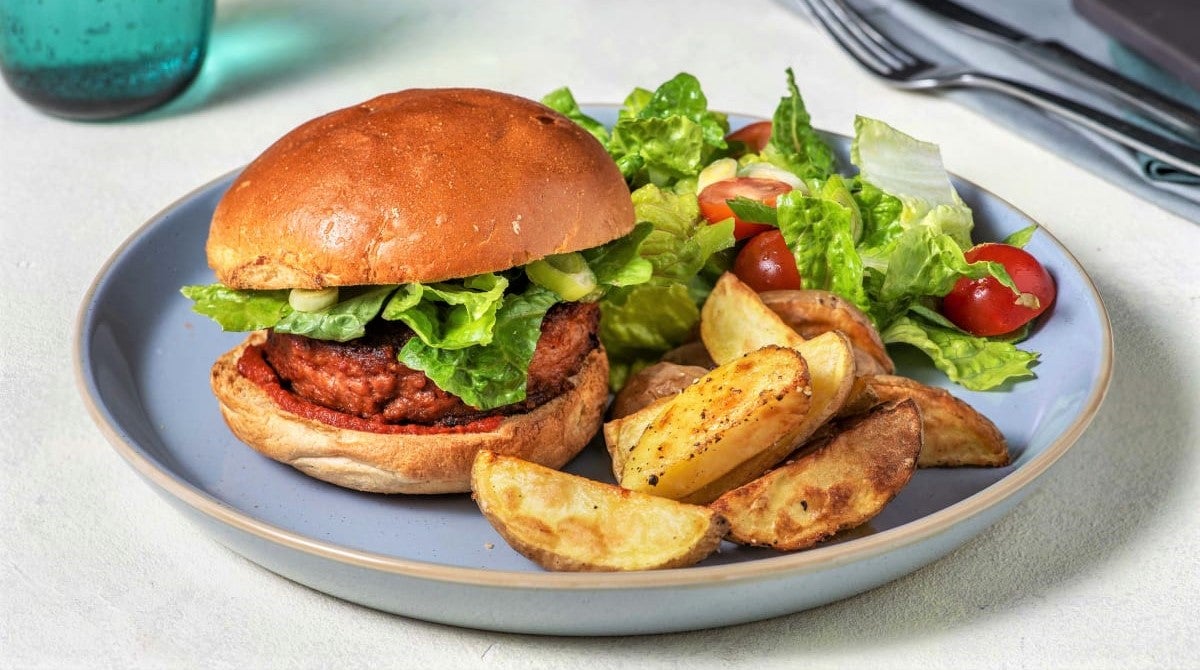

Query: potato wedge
[620,346,813,503]
[689,275,859,500]
[610,362,709,420]
[471,451,728,571]
[865,375,1009,467]
[603,396,673,480]
[680,330,856,503]
[836,375,880,419]
[699,272,856,429]
[711,399,922,551]
[701,273,806,366]
[759,289,895,375]
[660,341,716,369]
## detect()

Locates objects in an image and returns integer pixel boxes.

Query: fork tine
[822,0,924,70]
[801,0,894,75]
[802,0,930,78]
[806,0,906,72]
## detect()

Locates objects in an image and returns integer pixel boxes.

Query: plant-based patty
[261,301,600,426]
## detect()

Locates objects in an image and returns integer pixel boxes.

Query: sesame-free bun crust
[210,333,610,494]
[207,88,635,289]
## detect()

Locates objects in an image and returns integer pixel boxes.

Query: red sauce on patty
[237,344,505,435]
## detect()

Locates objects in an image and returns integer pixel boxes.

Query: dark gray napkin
[1109,44,1200,186]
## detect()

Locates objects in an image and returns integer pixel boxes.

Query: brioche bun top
[206,88,634,289]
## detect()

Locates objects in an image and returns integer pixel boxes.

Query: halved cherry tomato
[732,230,802,292]
[699,177,793,240]
[941,243,1056,337]
[726,120,773,154]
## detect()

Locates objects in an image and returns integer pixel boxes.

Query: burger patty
[261,301,600,426]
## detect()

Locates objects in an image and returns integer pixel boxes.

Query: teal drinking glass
[0,0,214,120]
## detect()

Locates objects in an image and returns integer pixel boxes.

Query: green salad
[544,69,1040,391]
[183,70,1041,414]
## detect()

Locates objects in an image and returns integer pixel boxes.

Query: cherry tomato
[699,177,793,240]
[726,120,773,153]
[733,230,802,292]
[941,243,1056,336]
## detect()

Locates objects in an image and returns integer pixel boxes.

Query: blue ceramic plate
[75,110,1112,635]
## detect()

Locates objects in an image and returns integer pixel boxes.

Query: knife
[908,0,1200,142]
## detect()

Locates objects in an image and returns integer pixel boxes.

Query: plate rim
[73,118,1114,591]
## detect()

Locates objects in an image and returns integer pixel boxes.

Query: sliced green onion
[288,287,339,312]
[525,252,597,301]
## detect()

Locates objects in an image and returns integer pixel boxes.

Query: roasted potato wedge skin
[760,289,895,375]
[836,375,881,419]
[611,362,709,420]
[471,451,728,571]
[711,399,922,551]
[701,273,806,366]
[866,375,1009,467]
[603,396,673,480]
[621,346,813,502]
[660,341,716,369]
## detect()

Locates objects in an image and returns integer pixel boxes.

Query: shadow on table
[139,0,422,119]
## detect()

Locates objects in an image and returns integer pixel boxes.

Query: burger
[182,88,646,494]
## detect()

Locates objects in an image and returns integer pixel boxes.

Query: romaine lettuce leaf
[852,178,904,258]
[619,87,653,120]
[397,285,559,410]
[629,183,735,282]
[882,314,1039,390]
[630,182,700,238]
[608,73,730,186]
[541,87,609,145]
[816,174,863,243]
[921,204,975,252]
[608,115,711,184]
[764,68,835,180]
[637,73,729,149]
[675,216,736,282]
[726,196,779,226]
[600,282,700,386]
[776,191,870,313]
[597,183,734,386]
[906,302,961,330]
[581,222,654,289]
[851,116,973,249]
[180,284,290,332]
[274,285,397,342]
[381,273,507,349]
[1003,225,1038,248]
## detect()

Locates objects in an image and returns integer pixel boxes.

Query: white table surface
[3,0,1199,667]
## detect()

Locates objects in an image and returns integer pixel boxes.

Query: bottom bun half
[210,332,610,494]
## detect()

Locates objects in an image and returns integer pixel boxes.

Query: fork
[800,0,1200,174]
